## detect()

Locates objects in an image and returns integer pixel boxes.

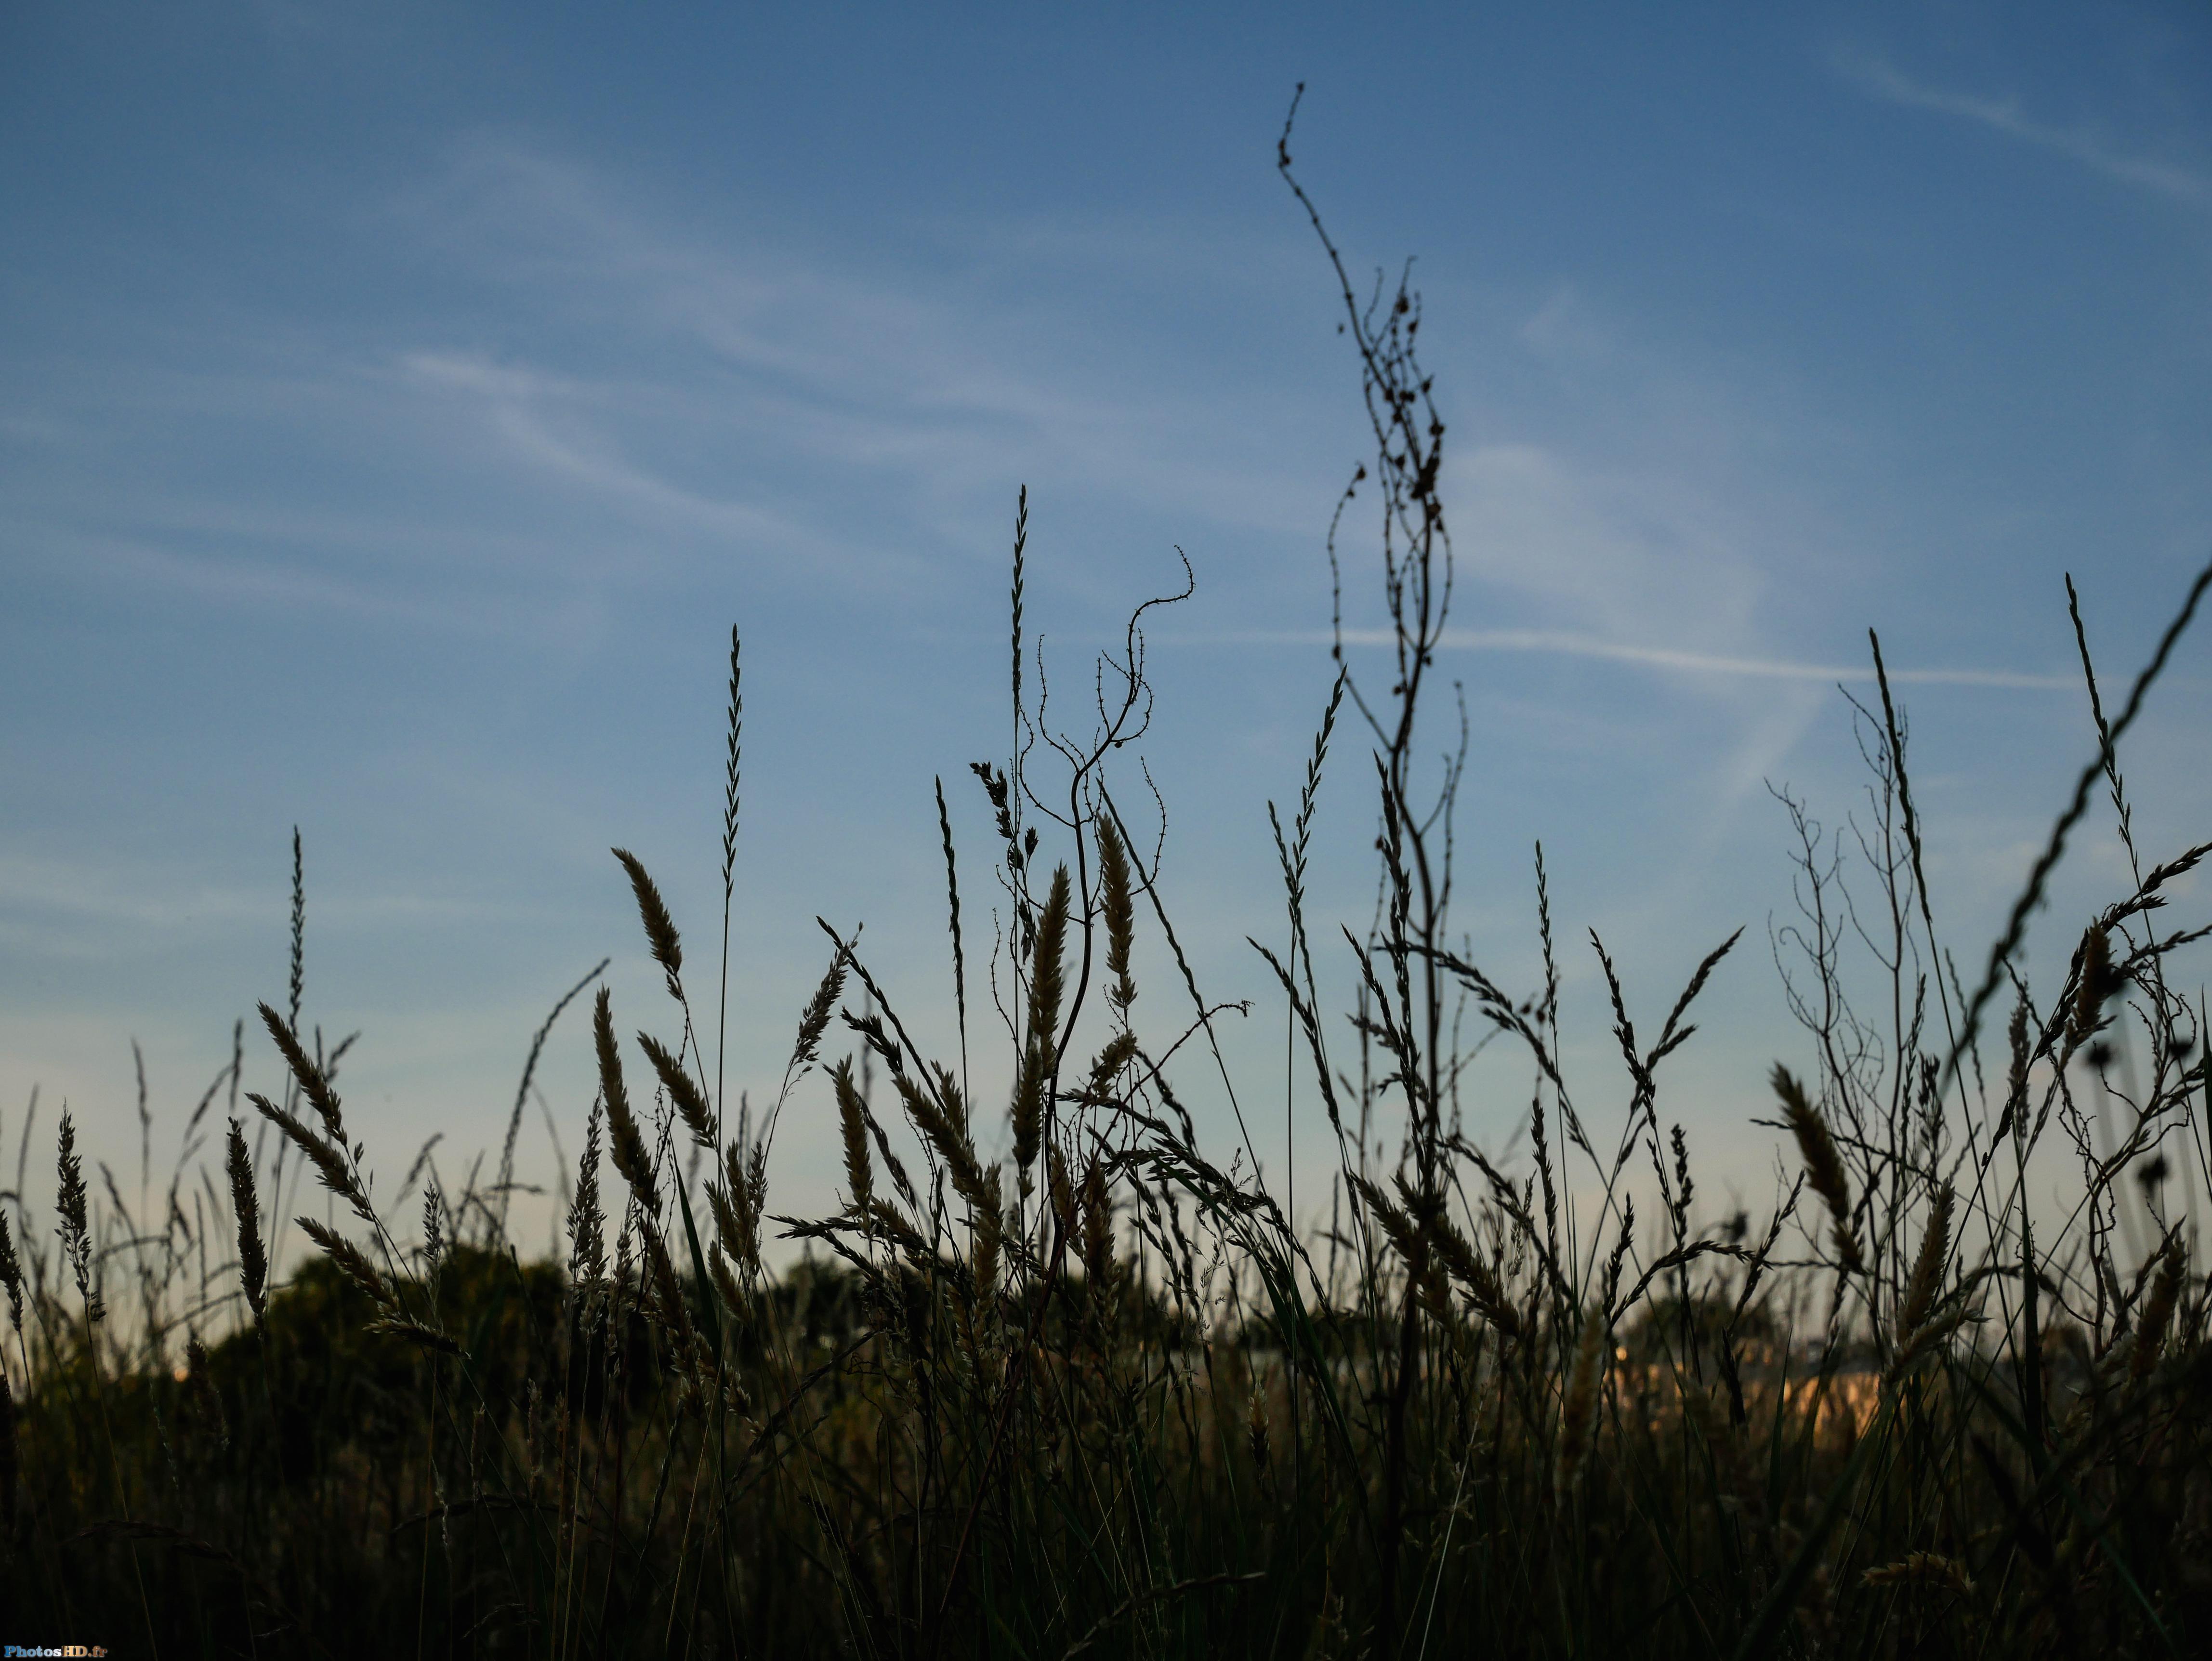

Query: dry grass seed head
[974,1164,1004,1298]
[1899,1182,1954,1339]
[933,1062,970,1137]
[1096,817,1137,1014]
[247,1091,373,1226]
[715,1140,762,1275]
[0,1208,23,1332]
[1351,1174,1421,1269]
[1027,864,1072,1056]
[1080,1161,1115,1297]
[1888,1307,1972,1384]
[184,1336,226,1447]
[1770,1065,1862,1271]
[366,1318,461,1357]
[788,954,847,1084]
[2005,996,2033,1136]
[1011,1041,1047,1175]
[1411,1190,1520,1338]
[638,1030,715,1148]
[1084,1032,1140,1103]
[421,1182,445,1276]
[592,988,658,1215]
[866,1199,933,1266]
[1556,1304,1609,1499]
[830,1059,873,1213]
[2069,923,2117,1049]
[896,1068,985,1211]
[2133,1234,2187,1382]
[566,1095,607,1293]
[708,1241,747,1319]
[296,1215,394,1309]
[257,1002,346,1147]
[224,1119,267,1322]
[1386,1174,1465,1318]
[1008,868,1073,1176]
[1600,1195,1636,1313]
[637,1212,695,1350]
[1048,1146,1078,1243]
[611,847,684,994]
[56,1111,102,1323]
[705,1173,749,1280]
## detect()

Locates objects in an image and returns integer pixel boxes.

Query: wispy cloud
[51,529,461,625]
[397,350,841,557]
[1444,442,1768,652]
[1841,53,2210,208]
[0,849,528,965]
[388,138,1328,541]
[1177,626,2071,689]
[0,855,269,936]
[3,137,1336,644]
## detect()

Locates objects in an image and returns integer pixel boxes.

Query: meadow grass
[2,125,2209,1659]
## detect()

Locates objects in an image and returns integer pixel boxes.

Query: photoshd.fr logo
[5,1648,109,1657]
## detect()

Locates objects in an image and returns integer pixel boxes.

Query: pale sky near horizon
[4,3,2210,1250]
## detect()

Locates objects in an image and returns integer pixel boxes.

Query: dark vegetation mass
[4,111,2211,1658]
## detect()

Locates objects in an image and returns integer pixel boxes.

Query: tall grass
[3,117,2210,1658]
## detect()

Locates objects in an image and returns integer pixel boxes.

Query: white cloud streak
[1179,626,2071,688]
[398,349,830,553]
[1843,54,2211,208]
[388,138,1326,540]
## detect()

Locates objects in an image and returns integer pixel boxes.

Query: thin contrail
[1169,627,2074,689]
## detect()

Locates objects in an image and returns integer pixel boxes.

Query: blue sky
[4,2,2209,1244]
